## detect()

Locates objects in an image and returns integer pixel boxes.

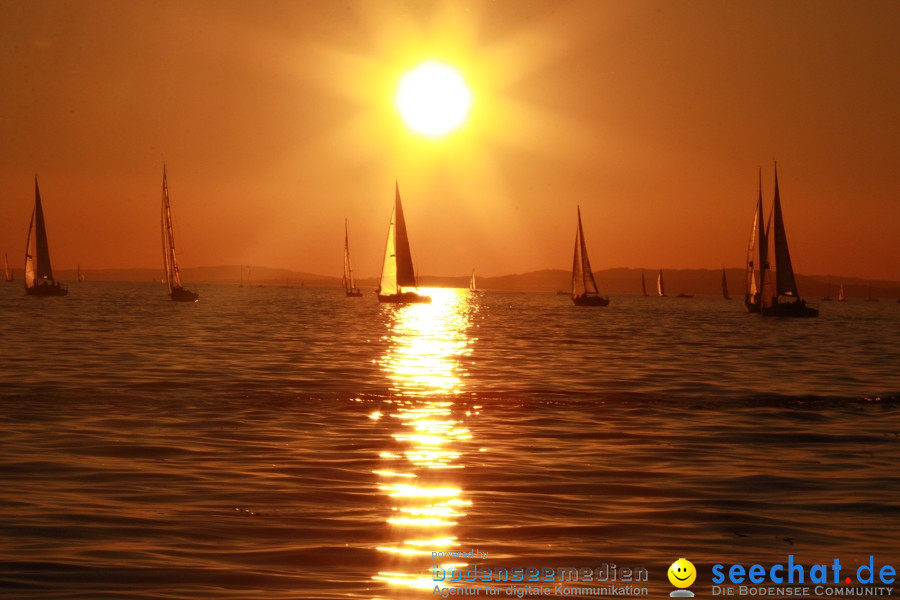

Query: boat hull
[170,287,199,302]
[760,299,819,318]
[378,292,431,304]
[572,294,609,306]
[25,283,68,297]
[345,289,363,297]
[744,294,761,313]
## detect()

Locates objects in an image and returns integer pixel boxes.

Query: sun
[395,61,472,138]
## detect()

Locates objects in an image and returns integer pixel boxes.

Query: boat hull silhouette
[761,299,819,318]
[170,286,199,302]
[25,282,68,297]
[573,294,609,306]
[378,291,431,304]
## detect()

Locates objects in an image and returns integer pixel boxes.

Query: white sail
[838,281,845,302]
[343,219,358,293]
[469,269,476,292]
[657,270,666,297]
[379,208,398,296]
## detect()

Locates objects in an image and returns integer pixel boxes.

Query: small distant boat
[722,267,731,300]
[759,164,818,318]
[469,268,481,294]
[377,182,430,304]
[838,280,846,302]
[160,165,199,302]
[657,269,667,297]
[77,263,85,282]
[24,176,67,296]
[4,253,12,282]
[571,206,609,306]
[343,219,362,297]
[641,272,648,296]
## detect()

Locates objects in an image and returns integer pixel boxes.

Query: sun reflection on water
[372,288,478,595]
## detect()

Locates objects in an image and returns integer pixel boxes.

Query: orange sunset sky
[1,0,898,281]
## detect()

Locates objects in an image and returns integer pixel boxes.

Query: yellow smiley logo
[668,558,697,588]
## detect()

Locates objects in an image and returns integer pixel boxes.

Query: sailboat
[160,165,199,302]
[343,219,362,297]
[77,264,85,282]
[641,272,648,296]
[4,253,12,282]
[469,268,481,294]
[377,182,430,304]
[838,280,846,302]
[759,164,818,318]
[570,207,609,306]
[722,267,731,300]
[24,177,67,296]
[657,269,667,297]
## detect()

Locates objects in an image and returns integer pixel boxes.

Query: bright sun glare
[395,61,472,138]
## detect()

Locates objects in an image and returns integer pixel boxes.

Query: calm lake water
[1,282,899,598]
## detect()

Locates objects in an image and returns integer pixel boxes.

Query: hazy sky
[1,0,898,280]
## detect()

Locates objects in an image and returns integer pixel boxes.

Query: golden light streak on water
[372,288,479,595]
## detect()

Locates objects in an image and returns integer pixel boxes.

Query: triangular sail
[379,208,399,296]
[571,206,599,298]
[657,270,665,297]
[771,165,799,298]
[470,269,476,291]
[4,253,11,282]
[343,219,357,292]
[33,178,54,282]
[161,165,184,294]
[722,267,730,299]
[393,183,417,288]
[641,272,647,296]
[838,281,845,302]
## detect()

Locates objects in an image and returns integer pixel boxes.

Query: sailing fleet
[4,165,889,311]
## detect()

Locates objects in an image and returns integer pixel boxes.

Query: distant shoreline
[42,266,900,298]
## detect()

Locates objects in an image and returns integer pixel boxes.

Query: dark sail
[772,166,799,298]
[393,182,417,288]
[33,178,54,282]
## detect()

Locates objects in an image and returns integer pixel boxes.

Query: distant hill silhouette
[55,266,900,299]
